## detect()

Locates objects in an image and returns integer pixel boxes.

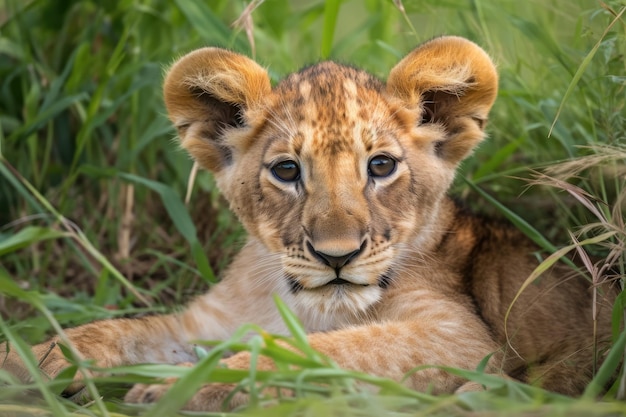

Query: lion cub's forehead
[265,62,404,156]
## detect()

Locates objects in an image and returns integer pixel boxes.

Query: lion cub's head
[164,36,497,319]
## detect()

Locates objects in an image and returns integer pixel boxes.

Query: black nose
[314,249,361,269]
[308,243,363,270]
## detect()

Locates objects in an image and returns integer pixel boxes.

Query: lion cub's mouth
[286,275,371,293]
[307,277,372,292]
[326,277,369,287]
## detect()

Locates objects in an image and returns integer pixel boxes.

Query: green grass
[0,0,625,415]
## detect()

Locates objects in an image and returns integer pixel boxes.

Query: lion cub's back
[454,204,616,389]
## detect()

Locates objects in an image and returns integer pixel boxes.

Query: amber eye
[368,155,397,178]
[271,160,300,182]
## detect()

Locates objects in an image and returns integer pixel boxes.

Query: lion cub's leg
[124,294,505,411]
[304,318,503,395]
[1,315,197,395]
[1,269,281,395]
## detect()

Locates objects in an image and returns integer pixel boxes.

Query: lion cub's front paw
[125,380,248,411]
[124,380,175,404]
[124,361,247,411]
[125,352,272,411]
[454,380,485,393]
[124,362,192,405]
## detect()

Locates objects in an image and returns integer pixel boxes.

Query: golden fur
[2,36,617,411]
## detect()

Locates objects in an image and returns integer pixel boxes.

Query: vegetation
[0,0,624,416]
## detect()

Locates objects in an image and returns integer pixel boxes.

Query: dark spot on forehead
[322,138,350,155]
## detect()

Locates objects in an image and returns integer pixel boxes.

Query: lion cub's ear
[163,48,271,172]
[387,36,498,164]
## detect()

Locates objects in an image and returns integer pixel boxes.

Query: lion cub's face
[164,37,497,317]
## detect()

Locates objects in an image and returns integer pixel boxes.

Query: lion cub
[3,36,617,410]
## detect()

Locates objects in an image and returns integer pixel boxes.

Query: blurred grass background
[0,0,624,416]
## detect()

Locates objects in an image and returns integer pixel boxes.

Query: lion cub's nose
[308,241,365,270]
[315,249,360,270]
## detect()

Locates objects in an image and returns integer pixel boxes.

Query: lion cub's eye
[271,160,301,182]
[368,155,397,178]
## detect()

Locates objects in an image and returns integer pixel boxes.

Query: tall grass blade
[0,226,66,256]
[0,157,44,213]
[172,0,247,50]
[7,94,87,143]
[118,173,215,283]
[549,6,626,137]
[584,328,626,398]
[274,296,330,364]
[320,0,341,58]
[465,179,557,253]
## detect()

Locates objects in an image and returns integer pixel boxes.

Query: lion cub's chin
[292,284,382,330]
